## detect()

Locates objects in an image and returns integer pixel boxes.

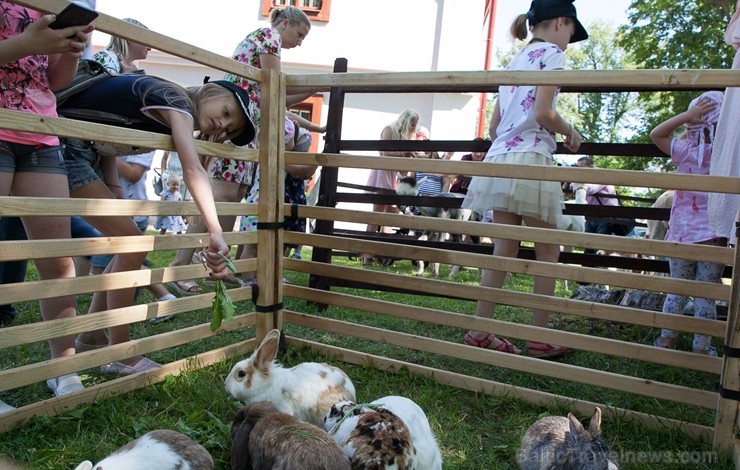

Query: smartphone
[49,3,98,30]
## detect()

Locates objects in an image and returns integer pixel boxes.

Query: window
[261,0,331,23]
[289,94,324,153]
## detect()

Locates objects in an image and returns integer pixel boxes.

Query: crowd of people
[1,0,738,415]
[0,2,323,412]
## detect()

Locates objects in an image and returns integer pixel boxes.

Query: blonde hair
[270,6,310,29]
[105,18,148,61]
[166,173,181,186]
[390,109,420,141]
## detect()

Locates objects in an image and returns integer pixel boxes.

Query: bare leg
[12,172,77,359]
[466,211,521,352]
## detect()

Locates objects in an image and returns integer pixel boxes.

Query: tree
[618,0,735,153]
[492,21,642,170]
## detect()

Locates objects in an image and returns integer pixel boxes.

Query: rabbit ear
[231,406,249,439]
[254,330,281,370]
[231,408,257,470]
[74,462,93,470]
[588,407,602,438]
[565,418,584,450]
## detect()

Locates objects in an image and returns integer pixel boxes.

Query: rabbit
[224,328,356,427]
[517,407,619,470]
[324,395,443,470]
[74,429,213,470]
[230,401,350,470]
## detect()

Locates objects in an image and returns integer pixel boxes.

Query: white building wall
[92,0,488,214]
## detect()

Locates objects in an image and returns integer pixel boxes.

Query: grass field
[0,245,734,469]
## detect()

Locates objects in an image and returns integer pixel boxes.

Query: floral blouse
[225,27,295,147]
[487,42,565,159]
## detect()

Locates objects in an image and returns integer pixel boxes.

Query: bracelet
[107,184,122,188]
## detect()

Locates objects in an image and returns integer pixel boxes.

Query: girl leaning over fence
[57,73,255,375]
[461,0,587,359]
[0,4,93,409]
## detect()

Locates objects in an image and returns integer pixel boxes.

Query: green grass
[0,246,734,469]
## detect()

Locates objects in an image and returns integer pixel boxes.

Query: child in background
[155,174,187,235]
[0,4,93,407]
[461,0,587,358]
[650,91,725,356]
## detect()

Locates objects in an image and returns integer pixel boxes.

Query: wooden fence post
[713,225,740,456]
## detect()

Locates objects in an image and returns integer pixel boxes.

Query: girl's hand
[203,233,231,278]
[563,126,582,152]
[686,99,718,125]
[24,15,92,57]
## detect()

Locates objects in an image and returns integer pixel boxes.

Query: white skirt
[462,151,563,226]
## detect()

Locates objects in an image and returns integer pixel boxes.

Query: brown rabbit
[230,401,350,470]
[517,407,618,470]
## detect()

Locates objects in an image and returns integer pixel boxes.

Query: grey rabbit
[517,407,619,470]
[230,401,350,470]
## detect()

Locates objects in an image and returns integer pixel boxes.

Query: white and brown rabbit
[324,395,443,470]
[74,429,213,470]
[224,329,356,427]
[231,401,350,470]
[517,407,619,470]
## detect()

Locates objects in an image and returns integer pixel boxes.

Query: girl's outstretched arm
[534,85,582,152]
[160,109,230,277]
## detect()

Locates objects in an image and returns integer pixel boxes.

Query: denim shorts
[0,141,67,175]
[62,138,104,192]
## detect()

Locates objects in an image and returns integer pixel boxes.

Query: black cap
[209,80,256,146]
[529,0,588,44]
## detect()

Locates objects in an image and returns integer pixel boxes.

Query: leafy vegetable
[209,252,237,332]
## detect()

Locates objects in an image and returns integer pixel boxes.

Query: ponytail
[510,13,529,41]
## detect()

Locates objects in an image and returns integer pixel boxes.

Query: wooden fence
[1,0,739,463]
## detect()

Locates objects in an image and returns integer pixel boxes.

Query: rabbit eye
[237,370,247,378]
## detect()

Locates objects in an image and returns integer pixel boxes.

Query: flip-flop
[464,332,521,355]
[47,373,84,397]
[527,341,572,359]
[100,357,160,376]
[167,279,203,296]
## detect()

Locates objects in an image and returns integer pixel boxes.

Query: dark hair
[577,156,593,166]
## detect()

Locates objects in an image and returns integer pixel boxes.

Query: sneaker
[47,373,84,397]
[0,400,15,414]
[293,251,302,260]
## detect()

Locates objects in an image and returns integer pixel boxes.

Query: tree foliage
[618,0,735,150]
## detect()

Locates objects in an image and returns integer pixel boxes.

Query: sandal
[464,332,521,355]
[167,279,203,296]
[692,345,718,357]
[527,341,572,359]
[100,357,160,376]
[653,337,676,350]
[47,373,84,397]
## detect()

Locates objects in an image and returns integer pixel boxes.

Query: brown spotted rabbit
[224,329,356,427]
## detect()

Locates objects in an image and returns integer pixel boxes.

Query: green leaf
[210,279,236,331]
